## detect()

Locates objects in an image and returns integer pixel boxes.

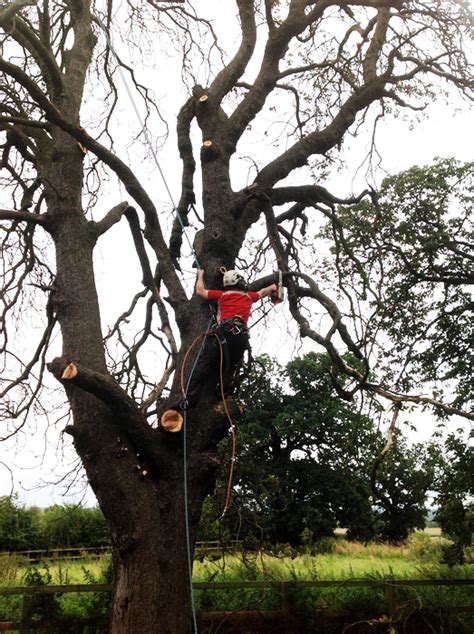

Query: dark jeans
[186,320,249,406]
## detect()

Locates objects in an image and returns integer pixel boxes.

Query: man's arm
[258,282,278,299]
[195,269,209,299]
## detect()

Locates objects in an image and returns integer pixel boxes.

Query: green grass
[0,533,466,588]
[0,556,108,587]
[192,532,455,582]
[0,540,472,630]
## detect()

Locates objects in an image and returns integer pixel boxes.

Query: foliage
[369,431,437,542]
[22,564,62,630]
[0,498,110,552]
[323,158,473,408]
[0,496,42,551]
[219,353,376,544]
[202,353,437,545]
[58,556,112,620]
[434,433,473,565]
[40,505,110,550]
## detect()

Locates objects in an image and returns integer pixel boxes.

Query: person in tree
[192,268,278,403]
[162,269,277,427]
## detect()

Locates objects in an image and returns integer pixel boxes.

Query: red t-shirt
[207,290,261,324]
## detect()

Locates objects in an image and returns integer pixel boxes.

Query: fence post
[384,578,397,632]
[281,582,290,614]
[19,593,33,634]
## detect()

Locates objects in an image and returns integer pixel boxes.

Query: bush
[41,505,110,549]
[315,536,337,555]
[0,496,43,551]
[407,531,444,561]
[21,565,63,632]
[58,555,112,620]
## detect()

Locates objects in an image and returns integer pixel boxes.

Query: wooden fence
[0,578,472,633]
[1,541,241,563]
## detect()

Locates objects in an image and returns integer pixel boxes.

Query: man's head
[223,269,247,291]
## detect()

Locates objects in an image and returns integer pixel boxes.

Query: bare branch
[91,201,130,238]
[0,208,47,224]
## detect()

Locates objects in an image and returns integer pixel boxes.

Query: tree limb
[47,356,164,466]
[207,0,257,107]
[0,208,47,225]
[91,201,130,239]
[0,8,64,97]
[0,57,189,319]
[255,79,386,187]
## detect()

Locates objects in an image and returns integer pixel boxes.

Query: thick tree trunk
[42,112,238,632]
[108,477,204,633]
[49,233,212,631]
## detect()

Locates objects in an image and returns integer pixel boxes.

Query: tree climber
[193,268,277,403]
[161,269,277,429]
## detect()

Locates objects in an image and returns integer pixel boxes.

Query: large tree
[319,157,473,408]
[205,353,436,546]
[1,1,472,631]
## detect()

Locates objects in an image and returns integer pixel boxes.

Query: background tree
[434,433,473,565]
[1,1,472,631]
[0,496,42,551]
[206,353,436,546]
[318,158,473,408]
[226,353,376,545]
[41,505,110,549]
[369,430,437,542]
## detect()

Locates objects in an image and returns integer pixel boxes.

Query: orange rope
[180,332,208,399]
[213,334,237,517]
[179,329,237,517]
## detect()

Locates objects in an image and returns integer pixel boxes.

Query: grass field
[0,535,472,630]
[0,531,467,587]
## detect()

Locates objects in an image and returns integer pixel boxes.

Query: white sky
[1,2,473,508]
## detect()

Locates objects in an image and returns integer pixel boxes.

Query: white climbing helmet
[223,269,244,288]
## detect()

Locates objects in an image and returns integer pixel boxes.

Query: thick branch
[362,6,390,82]
[170,96,197,264]
[207,0,257,106]
[271,184,370,209]
[256,79,386,187]
[47,357,164,466]
[0,57,188,317]
[91,201,130,239]
[227,0,311,145]
[0,208,47,225]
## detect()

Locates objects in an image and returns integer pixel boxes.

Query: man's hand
[195,269,208,298]
[258,283,278,299]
